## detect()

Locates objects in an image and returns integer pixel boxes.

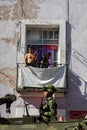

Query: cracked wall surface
[0,0,40,90]
[0,0,87,118]
[0,0,40,118]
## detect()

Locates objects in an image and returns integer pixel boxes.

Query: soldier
[0,94,16,113]
[39,84,57,123]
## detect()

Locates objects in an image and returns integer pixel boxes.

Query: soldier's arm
[43,100,57,117]
[49,100,57,116]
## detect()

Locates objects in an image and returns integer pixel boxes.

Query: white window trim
[17,19,66,64]
[17,19,66,89]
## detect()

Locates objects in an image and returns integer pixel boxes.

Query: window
[26,27,59,67]
[26,28,59,44]
[17,19,66,91]
[17,19,66,65]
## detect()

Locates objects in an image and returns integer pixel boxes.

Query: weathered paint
[0,0,87,120]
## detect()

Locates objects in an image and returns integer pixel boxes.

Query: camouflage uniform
[40,84,57,123]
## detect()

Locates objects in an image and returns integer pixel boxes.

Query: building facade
[0,0,87,120]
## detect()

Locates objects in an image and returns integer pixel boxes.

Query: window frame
[17,19,66,64]
[17,19,66,90]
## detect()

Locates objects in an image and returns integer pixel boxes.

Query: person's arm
[48,100,57,117]
[43,100,57,117]
[40,56,45,64]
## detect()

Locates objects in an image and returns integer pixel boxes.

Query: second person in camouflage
[40,84,57,123]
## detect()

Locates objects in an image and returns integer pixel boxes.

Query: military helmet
[5,94,16,102]
[43,84,56,93]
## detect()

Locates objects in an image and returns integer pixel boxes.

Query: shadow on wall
[71,47,87,96]
[66,22,72,88]
[66,69,87,109]
[72,48,87,67]
[69,47,87,97]
[66,22,87,117]
[66,21,87,92]
[66,22,72,65]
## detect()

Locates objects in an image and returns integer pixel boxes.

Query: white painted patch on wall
[0,20,15,38]
[0,42,16,69]
[38,0,67,20]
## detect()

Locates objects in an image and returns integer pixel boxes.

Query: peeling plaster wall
[0,0,40,118]
[65,0,87,114]
[0,0,40,88]
[38,0,67,20]
[38,0,87,115]
[0,0,87,119]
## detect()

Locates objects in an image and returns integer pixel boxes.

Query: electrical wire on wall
[20,0,27,19]
[66,0,69,22]
[7,0,27,19]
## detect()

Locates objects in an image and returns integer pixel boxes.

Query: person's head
[28,46,34,53]
[43,84,56,97]
[47,52,51,59]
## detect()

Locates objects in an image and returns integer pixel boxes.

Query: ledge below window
[17,88,68,97]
